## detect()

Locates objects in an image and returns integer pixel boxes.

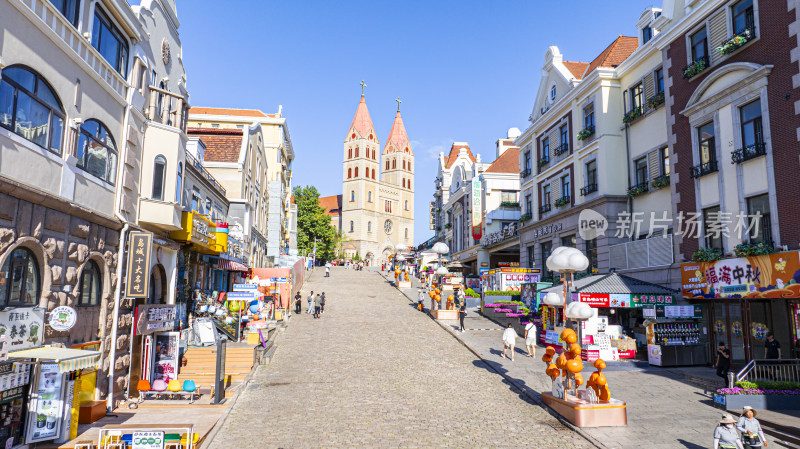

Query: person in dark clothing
[294,292,302,314]
[320,292,326,314]
[764,332,781,359]
[458,302,466,332]
[716,341,731,384]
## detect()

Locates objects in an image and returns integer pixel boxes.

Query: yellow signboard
[169,212,227,254]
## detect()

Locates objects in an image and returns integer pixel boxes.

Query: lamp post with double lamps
[431,242,450,312]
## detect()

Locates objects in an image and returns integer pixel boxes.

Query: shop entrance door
[729,302,746,363]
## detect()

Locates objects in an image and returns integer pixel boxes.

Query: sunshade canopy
[8,346,101,373]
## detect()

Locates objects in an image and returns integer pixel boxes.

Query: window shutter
[708,11,727,64]
[643,73,655,111]
[647,149,660,180]
[551,179,561,202]
[549,127,561,153]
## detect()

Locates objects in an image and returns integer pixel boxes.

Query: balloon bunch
[404,272,410,281]
[541,329,586,392]
[586,359,611,401]
[446,294,454,310]
[429,288,441,304]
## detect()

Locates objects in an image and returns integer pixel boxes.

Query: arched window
[402,179,405,188]
[0,65,65,154]
[371,169,375,180]
[350,190,355,201]
[347,167,352,179]
[78,260,102,306]
[348,148,352,159]
[152,155,167,200]
[367,222,372,232]
[355,147,359,158]
[405,228,408,239]
[354,167,358,177]
[176,162,183,204]
[403,160,406,170]
[405,200,408,210]
[408,180,411,190]
[349,221,354,232]
[77,119,118,184]
[386,160,390,170]
[0,247,40,306]
[367,191,372,202]
[392,159,396,169]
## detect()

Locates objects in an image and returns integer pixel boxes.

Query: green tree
[293,185,337,263]
[352,251,361,261]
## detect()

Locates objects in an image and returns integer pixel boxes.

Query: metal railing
[185,150,227,196]
[690,160,718,178]
[553,143,570,156]
[580,183,597,196]
[736,359,800,384]
[731,142,766,164]
[520,168,532,178]
[539,204,551,215]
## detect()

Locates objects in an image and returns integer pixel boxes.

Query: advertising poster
[680,251,800,299]
[27,363,64,443]
[648,344,663,366]
[152,332,180,383]
[0,308,44,353]
[520,283,537,309]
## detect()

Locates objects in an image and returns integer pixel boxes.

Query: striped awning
[217,259,249,272]
[7,346,101,373]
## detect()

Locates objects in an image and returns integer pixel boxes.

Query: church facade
[321,91,415,265]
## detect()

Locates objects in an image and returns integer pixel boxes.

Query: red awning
[217,259,249,271]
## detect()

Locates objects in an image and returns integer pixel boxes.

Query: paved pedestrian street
[207,268,591,449]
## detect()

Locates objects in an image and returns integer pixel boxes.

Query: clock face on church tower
[384,220,393,234]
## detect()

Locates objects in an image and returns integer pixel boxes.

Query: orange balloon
[594,359,607,370]
[435,294,441,301]
[559,329,574,341]
[599,385,611,401]
[570,343,582,355]
[555,353,567,370]
[596,373,607,386]
[566,359,582,374]
[565,333,578,344]
[545,346,556,356]
[447,295,454,301]
[547,363,558,372]
[542,354,553,363]
[588,372,600,386]
[574,373,584,386]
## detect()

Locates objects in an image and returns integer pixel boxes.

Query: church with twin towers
[322,83,415,265]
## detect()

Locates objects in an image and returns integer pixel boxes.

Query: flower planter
[715,394,800,410]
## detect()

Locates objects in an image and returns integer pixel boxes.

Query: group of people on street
[500,319,538,362]
[716,332,783,384]
[714,407,767,448]
[416,287,468,332]
[296,290,326,319]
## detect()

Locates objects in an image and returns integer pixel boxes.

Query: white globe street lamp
[545,246,590,345]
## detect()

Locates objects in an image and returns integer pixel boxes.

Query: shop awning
[541,272,677,295]
[217,259,249,271]
[7,346,101,373]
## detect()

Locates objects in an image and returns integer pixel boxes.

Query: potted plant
[647,92,665,109]
[691,247,723,262]
[683,59,708,79]
[554,197,570,207]
[538,158,549,168]
[627,185,647,197]
[717,28,754,55]
[715,381,800,410]
[622,106,642,124]
[734,242,777,257]
[577,127,594,141]
[519,213,532,223]
[651,174,670,189]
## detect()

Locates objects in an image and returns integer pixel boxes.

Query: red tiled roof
[189,107,274,118]
[319,194,343,216]
[347,96,376,141]
[384,111,412,155]
[584,36,639,77]
[562,61,590,80]
[445,143,475,169]
[484,147,520,174]
[187,128,243,163]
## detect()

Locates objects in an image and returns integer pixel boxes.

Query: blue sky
[178,0,657,244]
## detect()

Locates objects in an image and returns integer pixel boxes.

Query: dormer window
[550,85,557,102]
[642,26,653,44]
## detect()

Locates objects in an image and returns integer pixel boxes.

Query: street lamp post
[432,242,450,312]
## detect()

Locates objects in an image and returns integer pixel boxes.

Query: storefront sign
[48,306,77,332]
[577,293,610,308]
[232,284,258,292]
[27,363,64,443]
[135,305,177,336]
[471,178,482,240]
[680,251,800,299]
[125,232,153,298]
[0,308,44,355]
[497,262,520,267]
[631,294,675,307]
[528,222,563,240]
[482,222,518,247]
[153,333,180,383]
[133,430,165,449]
[226,292,256,301]
[609,294,630,308]
[466,278,481,291]
[488,269,540,292]
[660,305,703,319]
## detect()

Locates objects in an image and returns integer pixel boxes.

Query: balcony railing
[539,204,551,215]
[520,168,532,178]
[609,234,674,271]
[577,126,594,141]
[553,144,570,156]
[538,156,550,169]
[737,359,800,384]
[690,160,719,178]
[718,27,755,56]
[554,196,570,207]
[627,182,649,197]
[731,142,766,164]
[147,86,189,133]
[185,150,227,196]
[499,202,520,209]
[682,56,709,79]
[580,183,598,196]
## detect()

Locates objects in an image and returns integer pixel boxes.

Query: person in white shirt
[524,320,537,358]
[502,324,517,361]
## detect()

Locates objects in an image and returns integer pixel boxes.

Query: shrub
[464,288,478,297]
[735,380,800,390]
[691,248,723,262]
[484,291,520,296]
[734,243,777,257]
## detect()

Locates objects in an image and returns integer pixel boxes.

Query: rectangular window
[698,122,716,165]
[660,147,670,176]
[191,188,200,213]
[690,27,709,63]
[635,158,648,185]
[525,194,532,214]
[541,137,550,161]
[91,7,129,74]
[586,160,597,190]
[585,238,598,274]
[541,241,553,279]
[583,104,594,131]
[524,151,531,172]
[559,124,569,151]
[655,68,664,95]
[561,174,571,199]
[746,194,771,245]
[542,184,551,205]
[703,206,723,250]
[561,235,576,248]
[49,0,80,27]
[732,0,755,35]
[642,26,653,44]
[630,83,643,111]
[740,99,763,149]
[501,191,516,203]
[527,245,536,267]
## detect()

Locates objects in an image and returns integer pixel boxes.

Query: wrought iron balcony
[537,157,550,168]
[690,160,719,178]
[682,56,709,79]
[731,142,766,164]
[580,183,598,196]
[627,182,649,198]
[520,168,532,178]
[539,204,551,215]
[553,144,570,156]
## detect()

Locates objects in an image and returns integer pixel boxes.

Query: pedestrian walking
[764,332,781,359]
[294,292,302,314]
[325,265,330,277]
[737,406,767,448]
[458,302,466,332]
[307,291,314,314]
[417,289,425,311]
[314,294,322,319]
[715,341,731,384]
[524,319,537,358]
[320,292,326,314]
[502,323,517,361]
[714,414,744,449]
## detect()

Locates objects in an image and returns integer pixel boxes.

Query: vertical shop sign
[125,232,153,298]
[471,177,482,240]
[26,364,64,443]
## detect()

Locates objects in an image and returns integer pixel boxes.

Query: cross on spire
[360,80,367,96]
[395,97,402,112]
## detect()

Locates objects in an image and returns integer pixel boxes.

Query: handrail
[185,150,227,196]
[736,359,800,383]
[736,359,756,382]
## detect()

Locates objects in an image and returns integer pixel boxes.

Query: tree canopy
[293,185,337,263]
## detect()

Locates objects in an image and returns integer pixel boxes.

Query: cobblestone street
[207,268,591,448]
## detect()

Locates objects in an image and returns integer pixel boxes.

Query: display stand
[397,281,412,289]
[541,393,627,427]
[433,309,459,320]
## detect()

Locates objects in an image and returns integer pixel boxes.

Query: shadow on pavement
[676,439,705,449]
[471,359,540,408]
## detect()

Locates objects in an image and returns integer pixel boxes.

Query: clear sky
[178,0,657,245]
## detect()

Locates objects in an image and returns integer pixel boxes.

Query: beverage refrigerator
[646,320,708,366]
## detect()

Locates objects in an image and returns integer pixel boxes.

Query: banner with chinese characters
[134,305,177,336]
[471,177,482,240]
[572,293,675,308]
[0,307,44,353]
[125,232,153,298]
[680,251,800,299]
